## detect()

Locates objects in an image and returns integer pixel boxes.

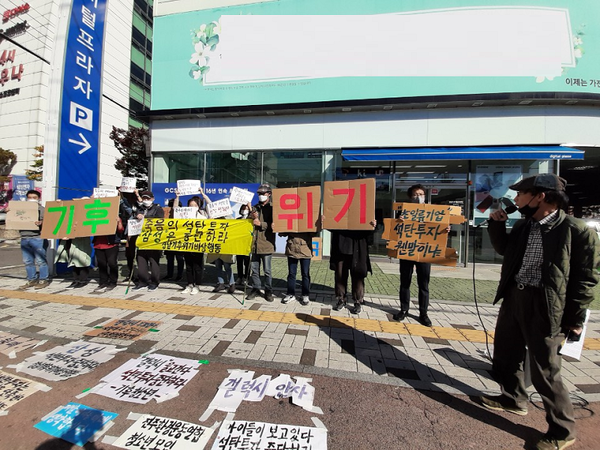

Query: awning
[341,146,584,161]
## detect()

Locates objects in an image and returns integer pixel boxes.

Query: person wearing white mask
[393,184,434,326]
[133,191,164,292]
[17,190,49,289]
[235,203,252,286]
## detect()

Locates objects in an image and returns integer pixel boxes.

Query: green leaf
[207,35,219,48]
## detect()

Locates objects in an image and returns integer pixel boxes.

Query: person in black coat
[133,191,164,291]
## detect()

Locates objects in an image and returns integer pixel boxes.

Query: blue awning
[342,146,584,161]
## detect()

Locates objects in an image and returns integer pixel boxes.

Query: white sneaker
[190,286,199,295]
[182,285,192,294]
[301,296,310,305]
[282,294,295,304]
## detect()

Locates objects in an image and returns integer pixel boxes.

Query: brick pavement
[0,257,599,403]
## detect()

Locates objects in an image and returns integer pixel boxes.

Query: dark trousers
[399,260,431,315]
[165,251,184,278]
[126,235,137,274]
[184,252,204,286]
[492,284,575,440]
[237,255,250,280]
[287,257,310,296]
[73,266,90,283]
[137,249,161,288]
[96,246,118,287]
[334,255,365,304]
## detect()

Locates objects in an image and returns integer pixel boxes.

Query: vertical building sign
[57,0,107,200]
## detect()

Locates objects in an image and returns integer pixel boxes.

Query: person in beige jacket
[279,232,314,305]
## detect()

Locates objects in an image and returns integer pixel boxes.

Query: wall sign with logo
[57,0,107,200]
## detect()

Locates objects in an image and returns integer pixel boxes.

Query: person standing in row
[481,174,599,450]
[246,184,275,302]
[56,236,92,289]
[235,204,252,286]
[133,191,164,292]
[280,232,314,306]
[164,197,185,281]
[330,221,376,314]
[18,190,49,290]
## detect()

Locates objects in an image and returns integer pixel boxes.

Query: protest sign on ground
[5,201,39,230]
[0,331,39,356]
[272,186,321,232]
[323,178,375,230]
[84,319,161,340]
[0,370,44,412]
[41,197,119,239]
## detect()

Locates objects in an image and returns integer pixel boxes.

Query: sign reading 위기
[35,402,118,447]
[84,319,161,340]
[93,354,201,404]
[137,218,253,255]
[0,370,43,412]
[323,178,375,230]
[41,197,119,238]
[211,420,327,450]
[229,186,254,205]
[272,186,321,233]
[113,414,214,450]
[206,198,234,219]
[382,203,465,266]
[18,341,120,382]
[5,200,39,230]
[176,179,201,196]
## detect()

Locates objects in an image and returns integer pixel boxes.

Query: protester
[235,204,252,286]
[92,233,120,292]
[177,189,211,294]
[247,184,276,302]
[133,191,164,291]
[329,221,377,314]
[17,190,49,290]
[480,174,599,450]
[121,189,140,282]
[280,232,314,306]
[164,197,185,281]
[392,184,449,327]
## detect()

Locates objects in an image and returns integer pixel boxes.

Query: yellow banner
[136,219,254,254]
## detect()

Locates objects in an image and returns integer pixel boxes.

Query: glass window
[205,152,262,184]
[153,153,204,183]
[130,46,145,69]
[262,151,322,188]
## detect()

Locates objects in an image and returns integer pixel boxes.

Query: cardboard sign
[229,186,254,205]
[173,207,199,219]
[0,331,39,356]
[137,219,253,255]
[35,403,118,447]
[93,188,118,198]
[84,319,161,340]
[120,177,136,193]
[113,414,214,450]
[5,200,39,230]
[382,203,465,266]
[41,197,120,239]
[272,186,321,232]
[323,178,375,230]
[176,179,201,196]
[206,198,233,219]
[0,370,42,412]
[312,237,322,261]
[127,219,144,236]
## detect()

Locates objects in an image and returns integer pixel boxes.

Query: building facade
[149,0,600,263]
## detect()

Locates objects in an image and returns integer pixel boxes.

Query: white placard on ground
[0,332,39,356]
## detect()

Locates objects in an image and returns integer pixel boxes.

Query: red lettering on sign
[333,188,355,223]
[306,191,313,228]
[279,193,303,229]
[359,182,366,223]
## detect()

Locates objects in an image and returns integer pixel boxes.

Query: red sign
[3,3,29,23]
[323,178,376,230]
[272,186,321,232]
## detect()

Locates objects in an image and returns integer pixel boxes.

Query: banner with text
[41,197,119,239]
[273,186,321,233]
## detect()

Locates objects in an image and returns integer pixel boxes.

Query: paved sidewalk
[0,259,599,404]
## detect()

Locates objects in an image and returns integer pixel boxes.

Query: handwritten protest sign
[5,201,39,230]
[229,186,254,205]
[93,188,118,198]
[0,331,39,356]
[0,370,43,412]
[113,414,214,450]
[120,177,136,193]
[382,203,465,266]
[176,179,201,196]
[272,186,321,232]
[35,403,118,447]
[127,219,143,236]
[18,341,120,381]
[206,198,233,219]
[93,354,201,404]
[41,197,119,239]
[211,420,327,450]
[84,319,161,340]
[137,219,253,255]
[173,207,199,219]
[323,178,375,230]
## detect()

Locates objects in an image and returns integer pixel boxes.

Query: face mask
[27,198,39,202]
[241,211,249,218]
[142,200,153,207]
[518,196,539,218]
[412,195,425,204]
[258,195,269,203]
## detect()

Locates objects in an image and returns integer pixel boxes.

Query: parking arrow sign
[68,133,92,154]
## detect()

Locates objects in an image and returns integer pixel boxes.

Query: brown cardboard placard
[311,237,323,261]
[84,319,161,340]
[323,178,375,230]
[383,203,465,266]
[41,197,120,239]
[5,201,39,230]
[272,186,321,232]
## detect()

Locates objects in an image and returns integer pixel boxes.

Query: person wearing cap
[247,183,276,302]
[480,173,599,450]
[133,191,164,292]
